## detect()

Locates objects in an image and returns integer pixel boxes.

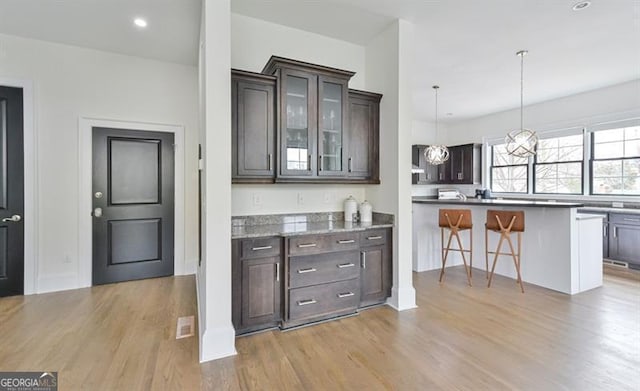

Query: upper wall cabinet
[348,90,382,183]
[411,143,482,185]
[231,70,277,183]
[231,56,382,184]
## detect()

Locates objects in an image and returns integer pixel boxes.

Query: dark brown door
[360,245,391,307]
[232,76,276,180]
[240,256,281,329]
[0,86,24,297]
[92,128,174,285]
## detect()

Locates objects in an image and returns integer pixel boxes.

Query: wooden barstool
[485,210,525,293]
[438,209,473,286]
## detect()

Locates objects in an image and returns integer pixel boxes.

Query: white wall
[365,20,416,311]
[0,33,199,293]
[230,13,369,216]
[445,79,640,145]
[197,0,236,362]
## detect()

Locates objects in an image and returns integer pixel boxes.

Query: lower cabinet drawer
[289,251,360,288]
[240,237,281,259]
[289,279,360,321]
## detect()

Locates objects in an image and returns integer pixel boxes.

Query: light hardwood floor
[1,268,638,390]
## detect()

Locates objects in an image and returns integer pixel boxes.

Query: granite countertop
[578,206,640,215]
[231,211,394,239]
[412,196,584,208]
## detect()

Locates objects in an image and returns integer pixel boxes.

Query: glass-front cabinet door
[318,76,348,176]
[280,70,317,177]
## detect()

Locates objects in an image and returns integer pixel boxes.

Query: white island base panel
[412,203,604,295]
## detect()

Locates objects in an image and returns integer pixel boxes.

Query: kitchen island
[412,197,604,294]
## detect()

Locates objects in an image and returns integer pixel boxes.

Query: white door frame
[0,78,37,295]
[78,117,186,288]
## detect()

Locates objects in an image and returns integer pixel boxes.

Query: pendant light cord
[433,85,439,142]
[520,53,524,131]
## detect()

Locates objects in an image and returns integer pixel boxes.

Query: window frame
[589,130,640,196]
[532,135,584,195]
[489,144,529,194]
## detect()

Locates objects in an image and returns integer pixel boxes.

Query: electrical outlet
[63,255,71,264]
[252,193,262,206]
[323,192,332,204]
[612,202,624,208]
[297,193,304,205]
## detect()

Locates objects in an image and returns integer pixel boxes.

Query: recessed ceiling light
[572,1,591,11]
[134,18,148,28]
[446,113,454,116]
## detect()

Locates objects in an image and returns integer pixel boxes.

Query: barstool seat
[485,210,525,293]
[439,209,473,286]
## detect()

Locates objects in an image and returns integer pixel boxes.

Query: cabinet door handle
[337,292,355,298]
[308,155,312,171]
[297,268,317,274]
[268,154,272,171]
[337,239,355,244]
[348,157,352,172]
[367,236,383,240]
[613,227,618,238]
[337,263,355,268]
[251,245,273,251]
[439,173,443,180]
[623,218,640,222]
[297,243,317,248]
[457,172,463,180]
[361,251,366,269]
[604,225,608,237]
[319,155,323,171]
[297,299,317,306]
[276,262,280,282]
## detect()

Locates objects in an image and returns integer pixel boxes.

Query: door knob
[2,214,22,222]
[93,208,103,218]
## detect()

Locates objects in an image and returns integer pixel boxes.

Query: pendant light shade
[505,50,538,158]
[424,85,450,165]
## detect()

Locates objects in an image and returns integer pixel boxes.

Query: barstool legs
[486,214,525,293]
[439,226,472,286]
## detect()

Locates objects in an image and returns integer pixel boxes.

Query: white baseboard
[200,325,237,363]
[37,273,79,294]
[387,285,418,311]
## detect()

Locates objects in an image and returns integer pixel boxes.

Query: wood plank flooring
[1,268,638,390]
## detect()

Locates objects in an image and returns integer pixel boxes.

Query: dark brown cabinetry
[232,228,392,334]
[412,144,482,185]
[231,70,277,184]
[263,57,354,181]
[359,229,392,307]
[232,237,282,335]
[608,213,640,269]
[232,56,381,184]
[348,90,382,182]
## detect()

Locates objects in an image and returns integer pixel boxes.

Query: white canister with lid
[344,195,358,222]
[359,200,373,223]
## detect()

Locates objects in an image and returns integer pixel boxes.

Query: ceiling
[0,0,201,66]
[0,0,637,122]
[233,0,640,122]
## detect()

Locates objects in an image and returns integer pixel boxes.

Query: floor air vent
[176,315,195,339]
[604,259,628,268]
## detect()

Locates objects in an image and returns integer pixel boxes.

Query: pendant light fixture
[506,50,538,157]
[424,85,450,165]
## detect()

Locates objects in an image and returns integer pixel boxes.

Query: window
[534,134,583,194]
[591,126,640,195]
[490,143,528,193]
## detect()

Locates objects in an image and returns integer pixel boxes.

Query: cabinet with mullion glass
[318,76,349,176]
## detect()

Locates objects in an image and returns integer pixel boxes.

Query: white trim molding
[78,117,187,288]
[0,77,37,295]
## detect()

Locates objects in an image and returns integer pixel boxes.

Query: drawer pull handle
[367,236,383,240]
[337,292,355,298]
[337,263,355,268]
[623,218,640,222]
[276,263,280,282]
[251,245,273,251]
[297,268,317,274]
[298,299,317,306]
[298,243,317,248]
[337,239,355,244]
